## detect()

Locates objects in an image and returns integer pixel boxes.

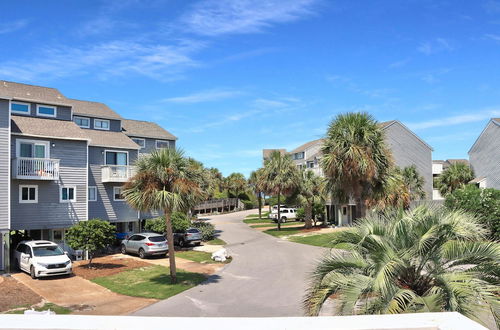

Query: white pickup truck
[271,208,297,223]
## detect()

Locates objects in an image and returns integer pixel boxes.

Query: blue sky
[1,0,500,176]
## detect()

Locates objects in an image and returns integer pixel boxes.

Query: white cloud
[77,17,119,36]
[406,109,500,130]
[417,38,453,55]
[485,33,500,42]
[181,0,318,36]
[163,89,243,103]
[0,19,28,34]
[0,40,203,81]
[388,58,411,68]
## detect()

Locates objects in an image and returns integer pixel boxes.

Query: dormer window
[74,116,90,128]
[94,119,110,130]
[11,101,30,114]
[36,105,57,118]
[156,140,170,149]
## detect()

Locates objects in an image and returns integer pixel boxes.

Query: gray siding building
[469,118,500,189]
[0,80,177,272]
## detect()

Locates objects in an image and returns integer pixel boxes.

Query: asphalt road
[133,209,328,317]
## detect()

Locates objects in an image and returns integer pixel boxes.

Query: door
[341,206,350,226]
[20,245,32,271]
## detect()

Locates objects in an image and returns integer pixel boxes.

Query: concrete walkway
[134,209,328,317]
[12,272,156,315]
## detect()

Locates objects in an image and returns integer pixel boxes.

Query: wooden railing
[13,158,60,180]
[101,165,136,183]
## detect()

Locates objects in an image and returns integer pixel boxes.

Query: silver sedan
[121,233,168,258]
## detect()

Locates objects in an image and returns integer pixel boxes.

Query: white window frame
[104,150,129,166]
[132,138,146,149]
[16,139,50,158]
[10,101,31,115]
[19,185,38,204]
[74,116,90,128]
[60,185,77,203]
[94,119,110,130]
[113,187,124,201]
[156,140,170,149]
[88,186,97,202]
[36,104,57,118]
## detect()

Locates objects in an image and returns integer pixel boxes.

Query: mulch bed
[0,277,42,312]
[73,256,151,280]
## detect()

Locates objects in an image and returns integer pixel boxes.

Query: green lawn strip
[92,265,206,300]
[204,238,226,245]
[287,232,341,247]
[263,226,308,237]
[176,251,215,263]
[246,212,270,218]
[250,222,303,228]
[243,218,273,224]
[6,303,72,315]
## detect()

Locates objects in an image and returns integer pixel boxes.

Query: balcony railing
[101,165,136,183]
[12,157,60,180]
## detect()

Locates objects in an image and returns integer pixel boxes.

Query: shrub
[66,219,116,265]
[144,212,191,234]
[191,221,216,241]
[296,208,305,220]
[243,200,254,210]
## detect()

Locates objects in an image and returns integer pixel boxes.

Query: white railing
[12,158,60,180]
[101,165,136,183]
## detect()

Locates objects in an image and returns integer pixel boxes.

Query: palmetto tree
[366,170,410,211]
[298,170,325,229]
[249,168,266,219]
[123,149,205,283]
[321,112,392,219]
[399,165,426,201]
[224,172,247,199]
[304,205,500,327]
[262,150,300,230]
[437,163,475,197]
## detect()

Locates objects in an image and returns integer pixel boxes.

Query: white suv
[14,240,72,279]
[272,208,297,223]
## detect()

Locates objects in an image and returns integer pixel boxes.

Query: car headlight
[36,262,49,268]
[65,260,71,266]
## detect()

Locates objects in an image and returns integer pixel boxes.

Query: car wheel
[179,239,185,248]
[30,266,37,279]
[281,217,287,223]
[195,242,201,246]
[138,248,146,259]
[121,244,127,255]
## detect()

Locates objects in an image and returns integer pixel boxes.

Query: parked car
[269,204,288,219]
[14,240,72,279]
[120,233,168,258]
[272,208,298,223]
[173,228,202,247]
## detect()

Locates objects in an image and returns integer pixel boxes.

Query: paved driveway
[134,209,328,317]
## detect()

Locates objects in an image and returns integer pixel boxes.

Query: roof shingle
[68,99,122,120]
[0,80,70,106]
[289,139,324,154]
[121,119,177,140]
[11,115,89,141]
[83,129,140,149]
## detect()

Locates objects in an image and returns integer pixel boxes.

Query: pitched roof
[0,80,71,106]
[380,120,433,151]
[11,115,89,141]
[121,119,177,140]
[446,159,469,166]
[289,138,324,154]
[378,120,397,128]
[469,177,486,184]
[83,129,140,149]
[262,149,286,159]
[68,98,121,120]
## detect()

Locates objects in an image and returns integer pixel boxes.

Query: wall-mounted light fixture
[51,143,56,148]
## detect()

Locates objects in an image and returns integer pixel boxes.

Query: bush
[191,221,216,241]
[296,208,305,220]
[66,219,116,265]
[144,212,191,234]
[243,200,254,210]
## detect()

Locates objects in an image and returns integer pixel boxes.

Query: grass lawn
[288,232,342,247]
[243,218,273,224]
[92,265,206,300]
[175,250,230,264]
[263,226,307,237]
[250,221,303,228]
[204,238,226,245]
[6,303,72,315]
[247,212,270,218]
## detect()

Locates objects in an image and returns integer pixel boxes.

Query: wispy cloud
[485,33,500,42]
[483,0,500,14]
[406,109,500,130]
[418,68,452,84]
[185,109,262,133]
[180,0,318,36]
[388,58,411,68]
[163,89,243,103]
[77,17,120,36]
[0,19,28,34]
[417,38,453,55]
[0,40,203,81]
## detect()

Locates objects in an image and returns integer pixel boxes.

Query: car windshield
[187,229,200,233]
[149,236,166,242]
[32,245,64,257]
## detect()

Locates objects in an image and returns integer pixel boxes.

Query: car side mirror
[64,251,68,256]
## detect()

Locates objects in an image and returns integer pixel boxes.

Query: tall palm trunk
[164,209,177,283]
[305,201,313,229]
[277,190,281,231]
[257,191,262,219]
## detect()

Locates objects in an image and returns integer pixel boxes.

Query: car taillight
[145,243,155,246]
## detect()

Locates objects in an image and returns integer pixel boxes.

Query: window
[36,105,57,117]
[307,161,314,168]
[132,138,145,149]
[293,152,305,160]
[113,187,124,201]
[16,139,50,159]
[156,140,170,149]
[94,119,110,130]
[88,186,97,202]
[105,151,128,165]
[74,116,90,128]
[11,101,30,114]
[19,185,38,203]
[60,186,76,203]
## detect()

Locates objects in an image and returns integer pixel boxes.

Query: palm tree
[262,150,300,230]
[298,170,325,229]
[400,165,426,200]
[437,163,475,196]
[366,170,410,211]
[249,168,266,219]
[321,112,392,220]
[224,172,247,199]
[123,149,205,283]
[304,205,500,327]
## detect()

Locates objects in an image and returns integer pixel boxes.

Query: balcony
[101,165,136,183]
[12,157,60,180]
